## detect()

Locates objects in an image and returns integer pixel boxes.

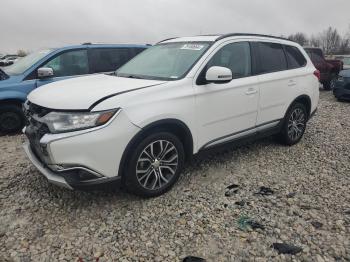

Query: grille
[24,101,51,139]
[24,102,52,163]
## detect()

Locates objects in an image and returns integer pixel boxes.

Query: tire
[0,104,25,134]
[124,132,185,197]
[323,74,336,90]
[278,102,307,146]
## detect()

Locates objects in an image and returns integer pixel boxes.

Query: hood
[28,74,166,110]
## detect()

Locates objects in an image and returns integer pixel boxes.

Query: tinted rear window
[89,48,134,73]
[258,42,287,73]
[284,45,307,69]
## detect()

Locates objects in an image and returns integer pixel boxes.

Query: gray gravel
[1,91,349,262]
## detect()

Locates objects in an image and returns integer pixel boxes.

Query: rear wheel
[324,74,337,90]
[124,132,185,197]
[0,104,25,134]
[278,102,307,146]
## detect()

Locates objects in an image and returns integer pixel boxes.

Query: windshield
[116,42,211,80]
[3,49,52,75]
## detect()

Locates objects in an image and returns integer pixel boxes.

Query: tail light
[313,70,321,81]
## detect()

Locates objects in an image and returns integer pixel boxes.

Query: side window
[43,50,88,77]
[89,48,132,73]
[207,42,251,79]
[258,42,287,73]
[285,45,307,69]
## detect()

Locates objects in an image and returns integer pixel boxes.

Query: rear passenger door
[88,48,139,74]
[254,42,297,126]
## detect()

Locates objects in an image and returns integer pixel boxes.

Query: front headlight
[41,109,119,133]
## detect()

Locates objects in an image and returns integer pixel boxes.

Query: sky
[1,0,349,53]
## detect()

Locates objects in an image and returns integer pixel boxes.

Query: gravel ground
[0,91,349,262]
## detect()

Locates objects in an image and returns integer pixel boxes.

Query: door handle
[288,80,297,87]
[245,88,257,95]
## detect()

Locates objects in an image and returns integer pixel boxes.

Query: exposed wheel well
[289,95,311,118]
[118,119,194,179]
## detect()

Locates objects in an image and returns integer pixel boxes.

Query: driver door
[194,41,259,149]
[36,49,89,88]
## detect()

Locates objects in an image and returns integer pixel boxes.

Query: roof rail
[82,42,92,45]
[215,33,290,42]
[156,37,178,44]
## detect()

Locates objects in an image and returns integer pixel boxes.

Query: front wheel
[124,132,185,197]
[278,102,308,146]
[0,104,25,134]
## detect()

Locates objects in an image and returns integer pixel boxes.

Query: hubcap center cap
[152,159,160,169]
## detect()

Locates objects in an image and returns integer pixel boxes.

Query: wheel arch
[286,95,312,119]
[0,98,24,107]
[118,118,194,180]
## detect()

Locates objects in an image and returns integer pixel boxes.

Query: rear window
[258,42,287,73]
[89,48,134,73]
[284,45,307,69]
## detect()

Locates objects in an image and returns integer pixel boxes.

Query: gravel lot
[0,91,349,262]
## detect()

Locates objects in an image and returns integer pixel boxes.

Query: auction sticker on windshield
[180,44,205,50]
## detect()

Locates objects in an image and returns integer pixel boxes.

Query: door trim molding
[200,119,281,150]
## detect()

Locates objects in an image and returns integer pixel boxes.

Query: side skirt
[197,120,283,155]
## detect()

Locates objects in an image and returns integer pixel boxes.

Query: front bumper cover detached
[23,142,121,190]
[23,142,73,189]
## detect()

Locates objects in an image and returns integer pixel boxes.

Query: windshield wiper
[116,73,144,79]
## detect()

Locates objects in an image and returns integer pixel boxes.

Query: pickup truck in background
[304,47,343,90]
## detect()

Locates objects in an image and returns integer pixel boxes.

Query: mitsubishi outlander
[23,34,319,197]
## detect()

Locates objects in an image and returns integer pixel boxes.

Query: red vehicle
[304,47,343,90]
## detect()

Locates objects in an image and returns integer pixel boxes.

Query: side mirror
[205,66,232,83]
[37,67,54,79]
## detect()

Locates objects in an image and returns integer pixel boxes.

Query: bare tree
[319,27,341,55]
[338,38,349,54]
[339,24,350,54]
[309,35,321,47]
[288,32,308,46]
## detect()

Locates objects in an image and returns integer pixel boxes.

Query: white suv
[23,34,319,197]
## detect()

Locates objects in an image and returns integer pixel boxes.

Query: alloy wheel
[287,108,306,141]
[136,140,178,191]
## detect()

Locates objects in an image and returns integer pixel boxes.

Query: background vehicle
[23,34,319,197]
[334,55,350,70]
[304,47,343,90]
[0,44,148,133]
[0,55,19,66]
[333,69,350,101]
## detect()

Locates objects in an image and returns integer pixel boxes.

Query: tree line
[286,26,350,55]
